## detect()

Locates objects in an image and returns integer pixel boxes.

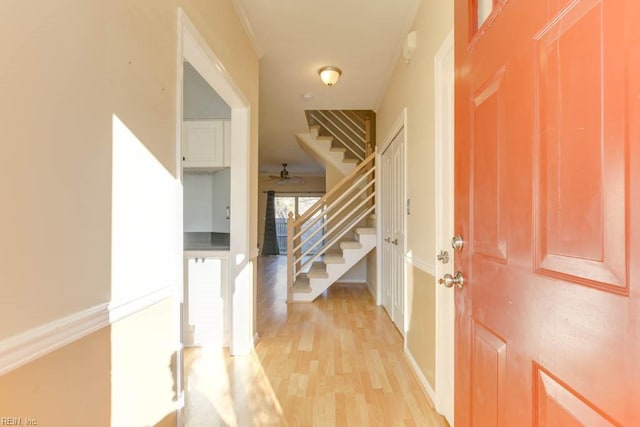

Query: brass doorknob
[438,271,464,289]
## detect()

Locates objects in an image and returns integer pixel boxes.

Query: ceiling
[232,0,421,176]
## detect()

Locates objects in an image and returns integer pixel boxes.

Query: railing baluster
[287,212,294,300]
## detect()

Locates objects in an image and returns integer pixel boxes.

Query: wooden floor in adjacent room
[183,255,448,427]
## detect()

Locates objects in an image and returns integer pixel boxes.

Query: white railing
[306,110,374,161]
[287,151,376,299]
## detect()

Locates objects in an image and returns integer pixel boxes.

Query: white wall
[0,0,259,423]
[184,169,231,232]
[376,0,453,390]
[183,62,231,120]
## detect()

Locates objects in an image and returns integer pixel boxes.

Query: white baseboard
[404,348,437,407]
[0,285,175,377]
[365,282,376,300]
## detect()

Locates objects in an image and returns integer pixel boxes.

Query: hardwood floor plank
[183,255,448,427]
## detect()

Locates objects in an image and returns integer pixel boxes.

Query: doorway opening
[176,7,253,424]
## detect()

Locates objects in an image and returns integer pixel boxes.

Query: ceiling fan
[265,163,304,185]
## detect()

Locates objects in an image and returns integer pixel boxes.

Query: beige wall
[257,175,326,251]
[0,0,258,423]
[376,0,453,391]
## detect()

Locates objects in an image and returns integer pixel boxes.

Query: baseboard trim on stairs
[0,285,175,377]
[405,347,438,407]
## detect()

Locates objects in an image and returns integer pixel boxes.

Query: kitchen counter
[184,232,230,251]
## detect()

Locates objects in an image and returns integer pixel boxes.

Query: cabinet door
[211,168,231,233]
[185,257,226,347]
[223,120,231,167]
[182,120,225,168]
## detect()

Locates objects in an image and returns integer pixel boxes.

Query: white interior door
[381,149,393,313]
[434,30,455,426]
[381,129,405,335]
[391,132,405,332]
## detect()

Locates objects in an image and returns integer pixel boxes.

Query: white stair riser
[292,234,376,302]
[296,132,357,176]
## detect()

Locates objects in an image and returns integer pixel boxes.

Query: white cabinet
[183,252,229,348]
[182,120,230,169]
[211,168,231,233]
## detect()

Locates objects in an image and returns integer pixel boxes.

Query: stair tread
[324,253,345,264]
[330,147,347,153]
[356,227,376,235]
[307,261,329,278]
[317,136,333,142]
[340,240,362,250]
[343,158,360,164]
[292,276,312,293]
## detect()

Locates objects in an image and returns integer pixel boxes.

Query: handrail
[293,168,374,243]
[293,177,375,254]
[296,205,375,277]
[294,151,376,226]
[287,111,376,296]
[297,192,375,274]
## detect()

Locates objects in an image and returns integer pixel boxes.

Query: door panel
[455,0,639,425]
[471,67,508,262]
[534,0,628,292]
[381,129,405,334]
[381,149,393,313]
[391,135,405,331]
[471,322,506,427]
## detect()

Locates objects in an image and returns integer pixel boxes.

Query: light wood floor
[184,255,448,427]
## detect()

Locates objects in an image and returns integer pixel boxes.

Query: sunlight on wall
[111,115,180,306]
[110,115,179,426]
[111,299,177,427]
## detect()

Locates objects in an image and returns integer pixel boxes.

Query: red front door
[454,0,640,425]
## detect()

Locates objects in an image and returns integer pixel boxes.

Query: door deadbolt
[451,235,464,252]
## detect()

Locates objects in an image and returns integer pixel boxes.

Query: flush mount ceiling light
[318,66,342,86]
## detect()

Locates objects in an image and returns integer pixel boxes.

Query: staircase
[287,111,376,302]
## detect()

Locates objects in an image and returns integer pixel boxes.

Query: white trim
[375,149,382,306]
[0,286,175,377]
[230,0,263,58]
[379,108,406,155]
[434,28,456,427]
[109,286,176,324]
[405,348,437,406]
[377,108,408,343]
[405,254,436,276]
[178,8,254,357]
[0,303,109,377]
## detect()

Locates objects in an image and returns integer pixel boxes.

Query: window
[274,195,323,255]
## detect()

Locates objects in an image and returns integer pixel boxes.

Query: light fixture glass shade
[318,66,342,86]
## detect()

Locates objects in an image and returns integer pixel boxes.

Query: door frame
[376,109,408,336]
[434,29,455,426]
[175,8,254,417]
